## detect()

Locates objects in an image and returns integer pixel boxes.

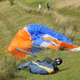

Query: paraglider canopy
[8,24,80,60]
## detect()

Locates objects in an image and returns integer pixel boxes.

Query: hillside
[0,0,80,80]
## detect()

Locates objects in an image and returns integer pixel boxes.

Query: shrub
[0,48,17,80]
[9,0,14,6]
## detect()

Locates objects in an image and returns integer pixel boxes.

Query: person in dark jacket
[18,57,63,74]
[47,3,50,11]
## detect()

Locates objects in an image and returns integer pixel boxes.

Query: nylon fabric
[28,61,54,74]
[8,24,80,60]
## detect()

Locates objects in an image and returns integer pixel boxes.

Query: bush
[9,0,14,6]
[0,48,17,80]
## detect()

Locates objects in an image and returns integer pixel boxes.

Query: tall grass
[58,7,80,24]
[0,48,17,80]
[56,20,77,41]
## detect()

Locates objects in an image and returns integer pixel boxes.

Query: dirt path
[55,0,80,9]
[14,1,75,24]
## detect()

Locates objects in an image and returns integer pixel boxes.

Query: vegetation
[9,0,14,6]
[0,0,80,80]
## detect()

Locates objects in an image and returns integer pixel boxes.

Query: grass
[0,0,80,80]
[16,0,48,8]
[58,7,80,22]
[58,6,80,45]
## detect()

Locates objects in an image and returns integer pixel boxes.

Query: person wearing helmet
[44,57,63,72]
[55,58,63,65]
[18,57,63,74]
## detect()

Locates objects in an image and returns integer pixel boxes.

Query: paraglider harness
[28,57,59,74]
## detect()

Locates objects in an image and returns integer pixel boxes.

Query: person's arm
[55,67,59,71]
[18,62,31,70]
[53,61,59,73]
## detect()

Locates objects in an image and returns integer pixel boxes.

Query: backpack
[28,60,56,74]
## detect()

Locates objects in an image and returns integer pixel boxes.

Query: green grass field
[0,0,80,80]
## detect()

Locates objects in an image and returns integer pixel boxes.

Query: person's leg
[48,7,49,10]
[18,62,30,70]
[47,7,49,11]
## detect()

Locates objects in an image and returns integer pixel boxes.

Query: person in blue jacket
[18,57,63,74]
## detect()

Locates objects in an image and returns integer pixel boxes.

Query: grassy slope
[0,1,80,80]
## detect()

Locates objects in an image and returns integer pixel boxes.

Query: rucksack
[28,60,56,74]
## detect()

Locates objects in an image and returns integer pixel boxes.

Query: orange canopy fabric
[8,29,33,60]
[8,24,80,60]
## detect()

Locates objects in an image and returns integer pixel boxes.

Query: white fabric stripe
[51,42,60,47]
[23,27,30,35]
[69,47,80,52]
[42,34,58,40]
[41,34,60,47]
[40,41,51,47]
[23,27,31,40]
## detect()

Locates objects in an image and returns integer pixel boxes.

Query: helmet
[55,58,63,65]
